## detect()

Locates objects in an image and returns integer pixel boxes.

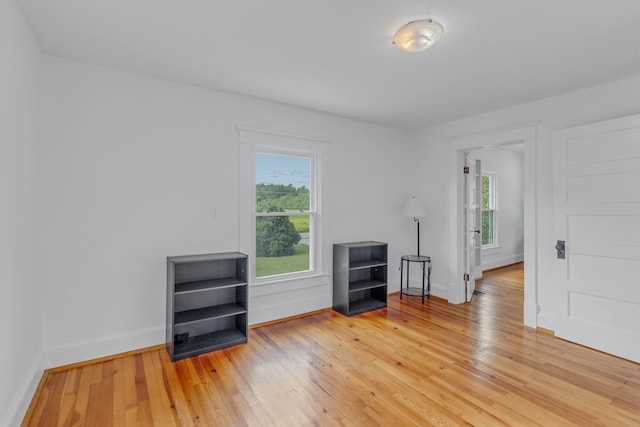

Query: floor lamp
[404,196,427,256]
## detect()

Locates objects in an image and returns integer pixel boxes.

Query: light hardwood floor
[24,263,640,426]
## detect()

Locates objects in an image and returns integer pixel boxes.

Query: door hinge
[463,273,470,281]
[463,166,469,174]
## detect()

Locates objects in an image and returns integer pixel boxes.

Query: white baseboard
[482,253,524,271]
[44,325,165,369]
[429,282,447,300]
[537,311,557,332]
[248,274,331,325]
[2,352,43,427]
[44,276,331,367]
[249,294,331,325]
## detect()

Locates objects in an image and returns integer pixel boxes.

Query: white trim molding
[237,126,332,325]
[448,122,539,327]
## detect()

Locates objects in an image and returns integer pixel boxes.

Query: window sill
[249,272,331,297]
[482,244,501,251]
[252,271,328,286]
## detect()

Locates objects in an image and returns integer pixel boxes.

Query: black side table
[400,255,432,303]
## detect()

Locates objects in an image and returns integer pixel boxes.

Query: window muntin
[254,152,315,278]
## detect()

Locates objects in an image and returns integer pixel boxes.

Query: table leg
[406,261,410,298]
[427,262,432,299]
[400,259,404,300]
[421,261,425,304]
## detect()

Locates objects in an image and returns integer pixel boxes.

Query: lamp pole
[415,217,421,256]
[405,195,426,257]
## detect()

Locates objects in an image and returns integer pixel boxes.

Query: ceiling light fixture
[393,19,444,53]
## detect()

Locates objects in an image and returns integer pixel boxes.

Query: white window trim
[237,127,329,286]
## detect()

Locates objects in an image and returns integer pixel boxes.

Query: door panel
[568,172,640,202]
[566,127,640,164]
[464,156,481,302]
[553,114,640,362]
[474,159,482,268]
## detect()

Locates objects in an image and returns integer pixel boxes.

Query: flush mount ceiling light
[393,19,444,53]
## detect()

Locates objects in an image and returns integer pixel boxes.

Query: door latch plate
[555,240,565,259]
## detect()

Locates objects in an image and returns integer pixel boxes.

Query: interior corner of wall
[447,281,464,304]
[3,350,45,427]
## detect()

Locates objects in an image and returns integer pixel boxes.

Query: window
[238,127,327,284]
[481,173,497,246]
[254,152,316,278]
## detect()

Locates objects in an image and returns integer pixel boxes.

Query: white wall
[414,73,640,331]
[471,147,524,271]
[0,2,43,426]
[8,8,640,422]
[37,55,415,368]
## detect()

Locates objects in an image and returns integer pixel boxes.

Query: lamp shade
[393,19,444,53]
[404,196,427,219]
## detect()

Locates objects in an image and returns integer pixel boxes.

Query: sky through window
[256,153,310,187]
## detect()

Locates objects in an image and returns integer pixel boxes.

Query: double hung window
[254,152,316,278]
[481,173,497,247]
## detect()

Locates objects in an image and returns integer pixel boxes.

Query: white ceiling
[17,0,640,129]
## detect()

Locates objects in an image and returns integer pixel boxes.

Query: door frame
[447,122,539,327]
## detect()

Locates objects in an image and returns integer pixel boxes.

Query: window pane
[255,215,310,277]
[481,175,491,209]
[256,153,310,212]
[482,210,494,246]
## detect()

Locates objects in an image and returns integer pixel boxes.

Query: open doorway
[468,144,524,279]
[447,123,538,328]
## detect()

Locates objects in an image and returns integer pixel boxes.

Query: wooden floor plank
[23,263,640,426]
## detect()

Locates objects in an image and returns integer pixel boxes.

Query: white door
[464,155,481,302]
[552,114,640,362]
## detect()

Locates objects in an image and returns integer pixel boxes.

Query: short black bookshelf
[332,241,388,316]
[166,252,248,361]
